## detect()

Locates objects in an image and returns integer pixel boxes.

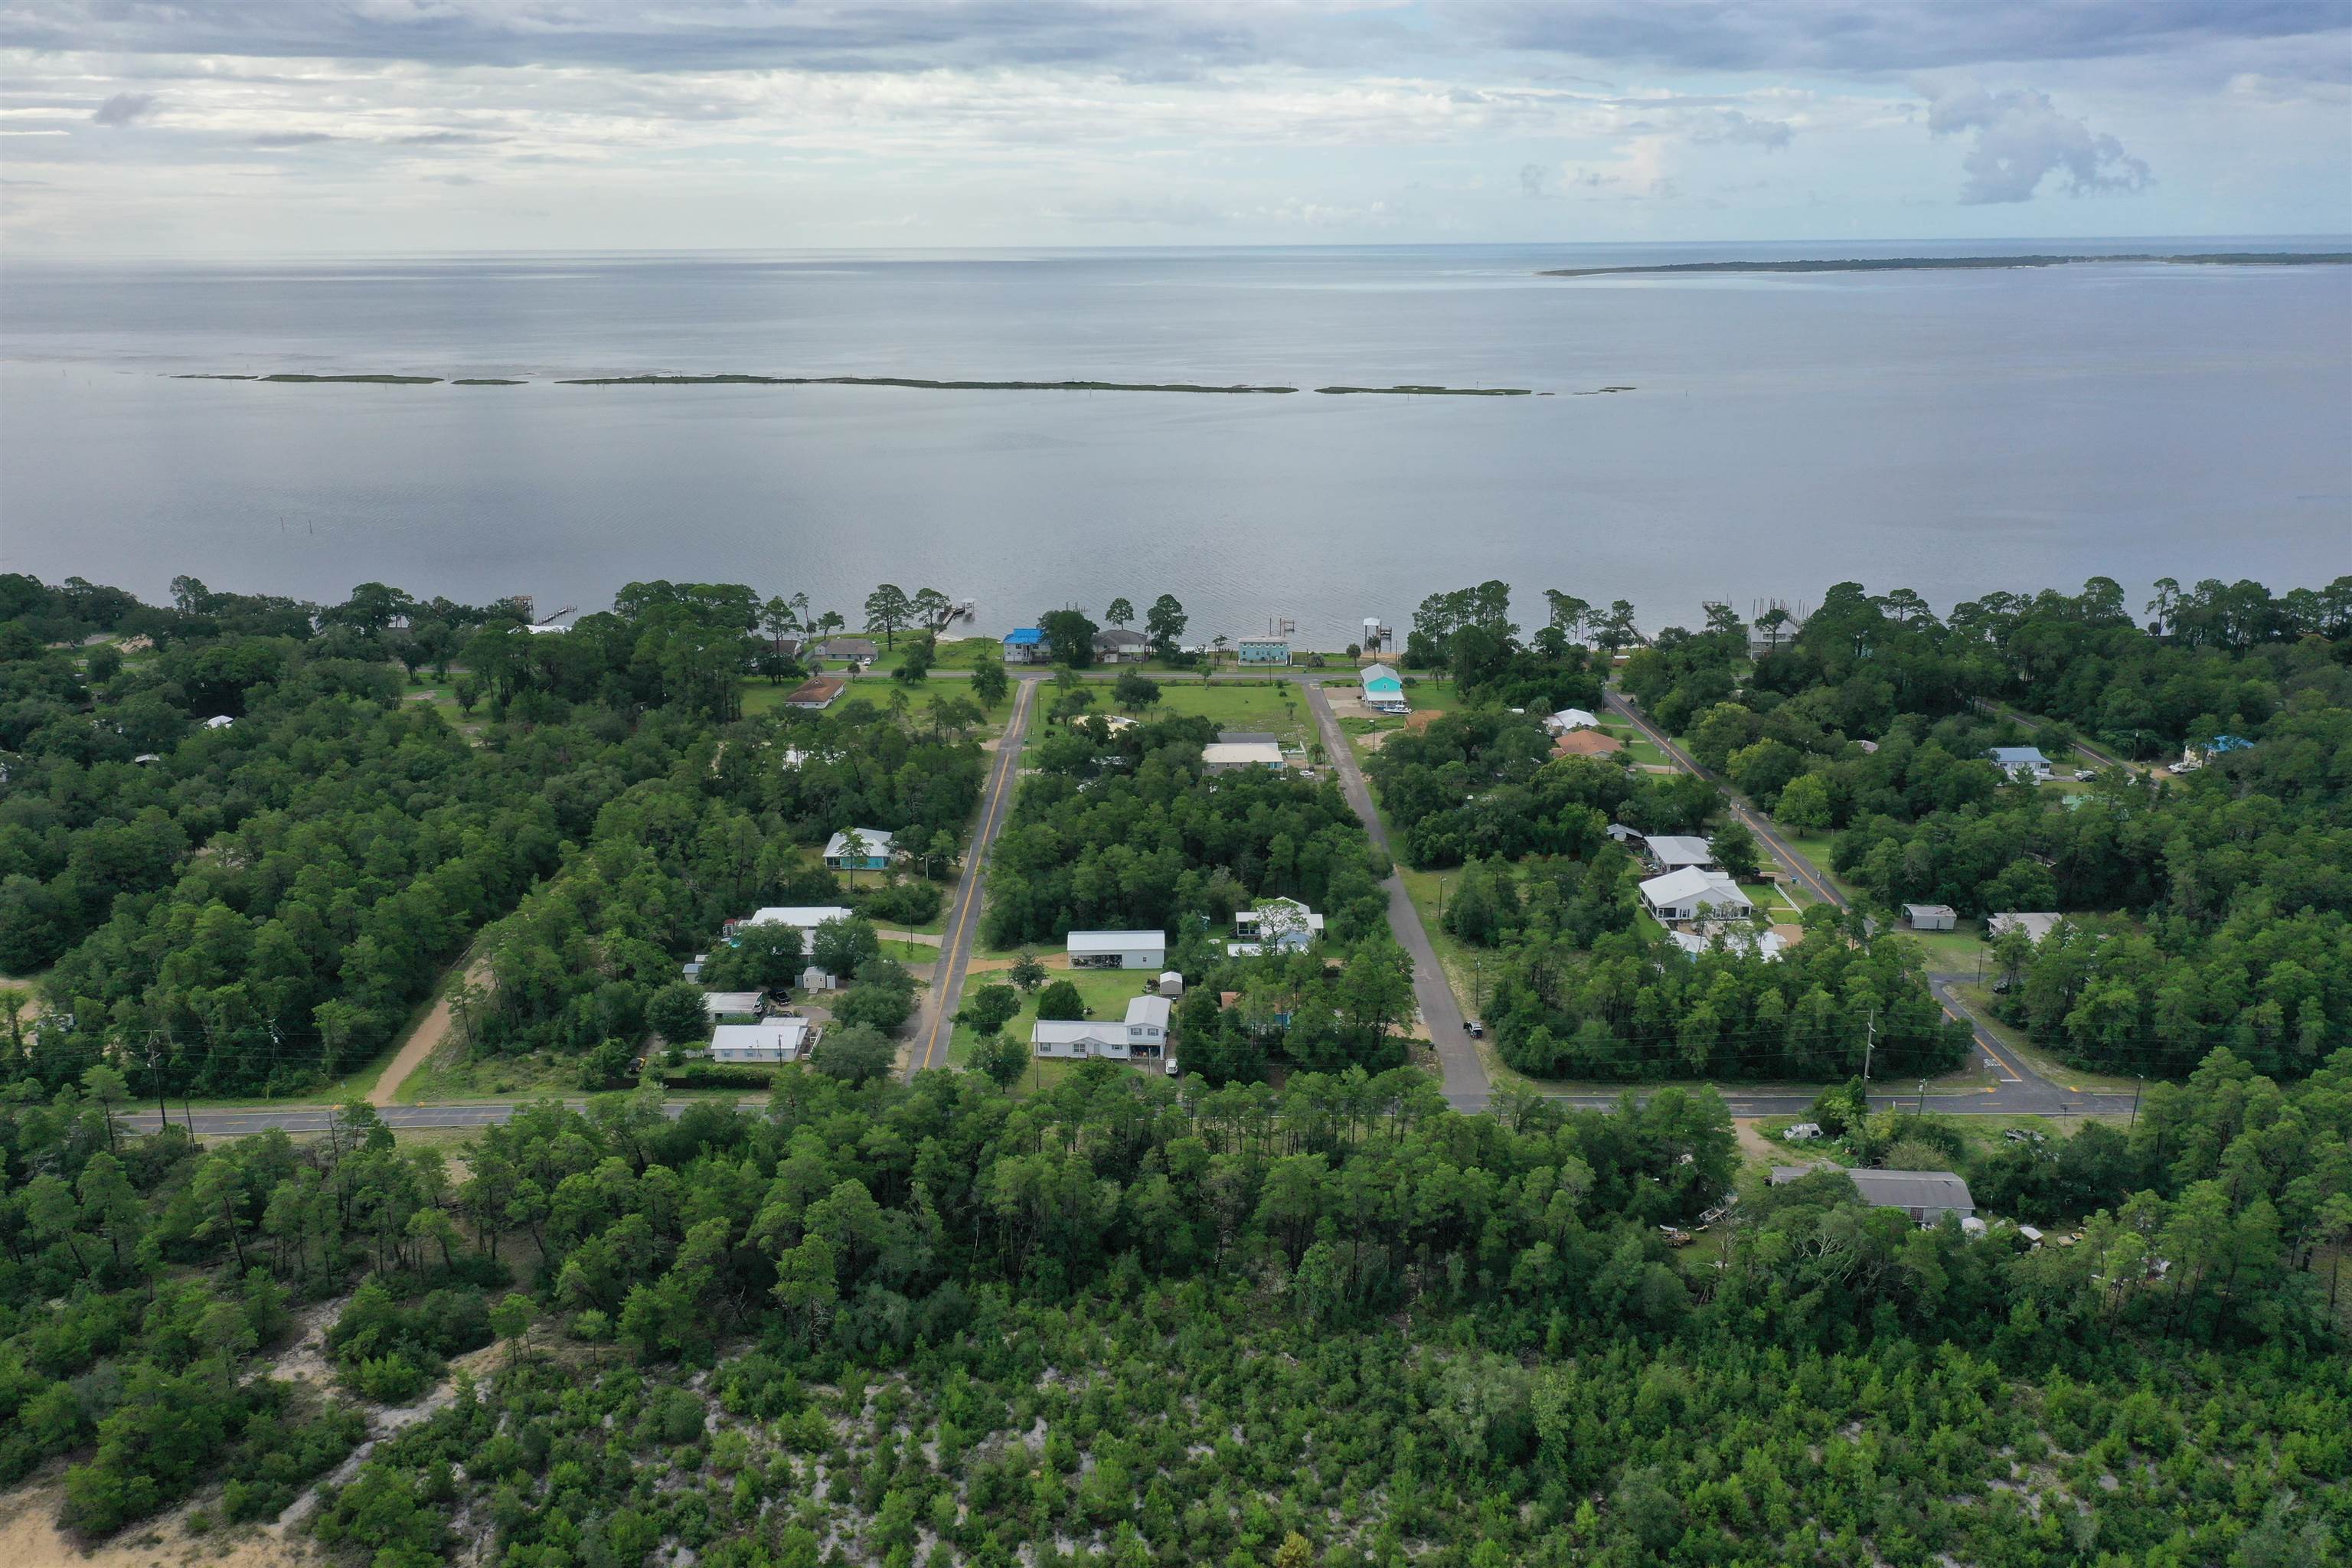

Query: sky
[2,1,2347,255]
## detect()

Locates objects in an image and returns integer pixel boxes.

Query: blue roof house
[1004,627,1049,664]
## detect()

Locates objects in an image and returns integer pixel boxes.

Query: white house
[824,828,894,871]
[1639,867,1753,926]
[1903,903,1958,932]
[740,905,856,936]
[1031,995,1172,1060]
[702,991,766,1020]
[204,715,236,729]
[1228,897,1323,956]
[708,1019,812,1064]
[1641,835,1717,871]
[1067,930,1166,970]
[1203,741,1285,772]
[1546,707,1600,733]
[1988,911,2062,944]
[1988,746,2053,782]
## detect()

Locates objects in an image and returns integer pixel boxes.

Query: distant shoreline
[1537,251,2352,278]
[172,372,1561,397]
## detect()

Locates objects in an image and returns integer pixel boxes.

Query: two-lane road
[905,675,1035,1080]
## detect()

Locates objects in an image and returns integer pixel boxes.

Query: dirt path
[370,959,488,1106]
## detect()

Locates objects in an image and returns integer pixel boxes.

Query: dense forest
[2,1054,2344,1562]
[0,573,978,1099]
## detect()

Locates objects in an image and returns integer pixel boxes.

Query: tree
[893,637,935,684]
[1113,672,1160,714]
[1544,590,1591,644]
[971,658,1010,708]
[812,1023,894,1083]
[1039,609,1099,667]
[1593,600,1640,655]
[864,585,913,649]
[1710,820,1762,881]
[1105,596,1135,628]
[647,981,710,1045]
[1035,979,1086,1021]
[812,916,881,978]
[910,588,954,633]
[1008,952,1047,993]
[962,983,1021,1037]
[973,1032,1028,1087]
[1145,594,1187,656]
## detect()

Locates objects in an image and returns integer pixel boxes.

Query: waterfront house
[1235,637,1291,666]
[812,637,878,665]
[1002,627,1049,664]
[1361,664,1407,714]
[1093,628,1150,662]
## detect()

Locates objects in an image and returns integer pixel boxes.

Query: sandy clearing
[370,958,489,1106]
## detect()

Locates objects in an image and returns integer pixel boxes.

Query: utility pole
[1863,1007,1875,1085]
[144,1031,168,1128]
[2129,1074,2143,1130]
[1916,1080,1927,1117]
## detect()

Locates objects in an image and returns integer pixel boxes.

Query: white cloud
[1925,83,2151,202]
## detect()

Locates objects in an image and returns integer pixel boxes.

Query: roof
[1094,627,1148,647]
[1551,730,1624,758]
[1067,929,1165,954]
[1642,835,1714,866]
[702,991,766,1016]
[1847,1168,1975,1212]
[1031,1020,1127,1047]
[1361,663,1401,684]
[746,905,855,929]
[1236,635,1289,646]
[824,828,894,858]
[1003,628,1045,645]
[814,638,877,658]
[1904,903,1958,919]
[1217,730,1280,746]
[1988,912,2061,942]
[1243,898,1324,933]
[1203,742,1284,767]
[1638,867,1751,910]
[1989,746,2049,766]
[1668,928,1784,960]
[204,714,235,728]
[1125,995,1172,1028]
[1549,707,1599,730]
[710,1020,810,1057]
[785,675,845,706]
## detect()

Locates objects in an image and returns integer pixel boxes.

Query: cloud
[1693,109,1794,149]
[91,92,158,126]
[1519,161,1547,197]
[249,130,338,146]
[1925,83,2151,201]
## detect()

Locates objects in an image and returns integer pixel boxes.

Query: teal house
[1360,662,1406,714]
[824,828,895,871]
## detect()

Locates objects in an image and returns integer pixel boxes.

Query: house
[204,714,236,730]
[702,991,766,1021]
[1217,730,1279,746]
[1002,627,1050,664]
[1667,927,1784,961]
[1122,995,1172,1058]
[708,1018,812,1064]
[1361,664,1407,714]
[1067,929,1167,970]
[1639,867,1753,926]
[1546,707,1600,733]
[1606,823,1642,844]
[1203,741,1285,771]
[1641,835,1717,871]
[1988,911,2062,944]
[1153,971,1185,998]
[1230,898,1323,956]
[2176,734,2252,771]
[785,675,846,710]
[1551,730,1624,760]
[681,954,707,982]
[812,637,878,665]
[1903,903,1958,932]
[738,905,856,936]
[1235,637,1291,666]
[823,828,895,871]
[1093,628,1150,662]
[1988,746,2053,782]
[1031,1020,1133,1060]
[1769,1166,1978,1227]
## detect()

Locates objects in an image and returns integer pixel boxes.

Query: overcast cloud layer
[3,0,2345,254]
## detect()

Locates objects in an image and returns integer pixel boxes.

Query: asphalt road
[905,675,1035,1079]
[1304,681,1486,1102]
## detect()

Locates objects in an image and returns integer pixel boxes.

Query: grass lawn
[1770,826,1866,903]
[947,967,1161,1068]
[1148,681,1318,750]
[856,636,1004,675]
[873,936,944,965]
[396,1047,588,1103]
[1902,923,1991,970]
[1393,864,1494,1022]
[1594,720,1671,769]
[1946,982,2148,1096]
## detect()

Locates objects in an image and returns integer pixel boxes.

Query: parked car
[1464,1019,1484,1037]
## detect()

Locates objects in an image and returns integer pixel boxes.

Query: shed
[708,1019,812,1064]
[1067,929,1166,970]
[1154,971,1185,998]
[1903,903,1958,932]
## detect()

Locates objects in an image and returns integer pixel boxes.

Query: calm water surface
[3,243,2346,642]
